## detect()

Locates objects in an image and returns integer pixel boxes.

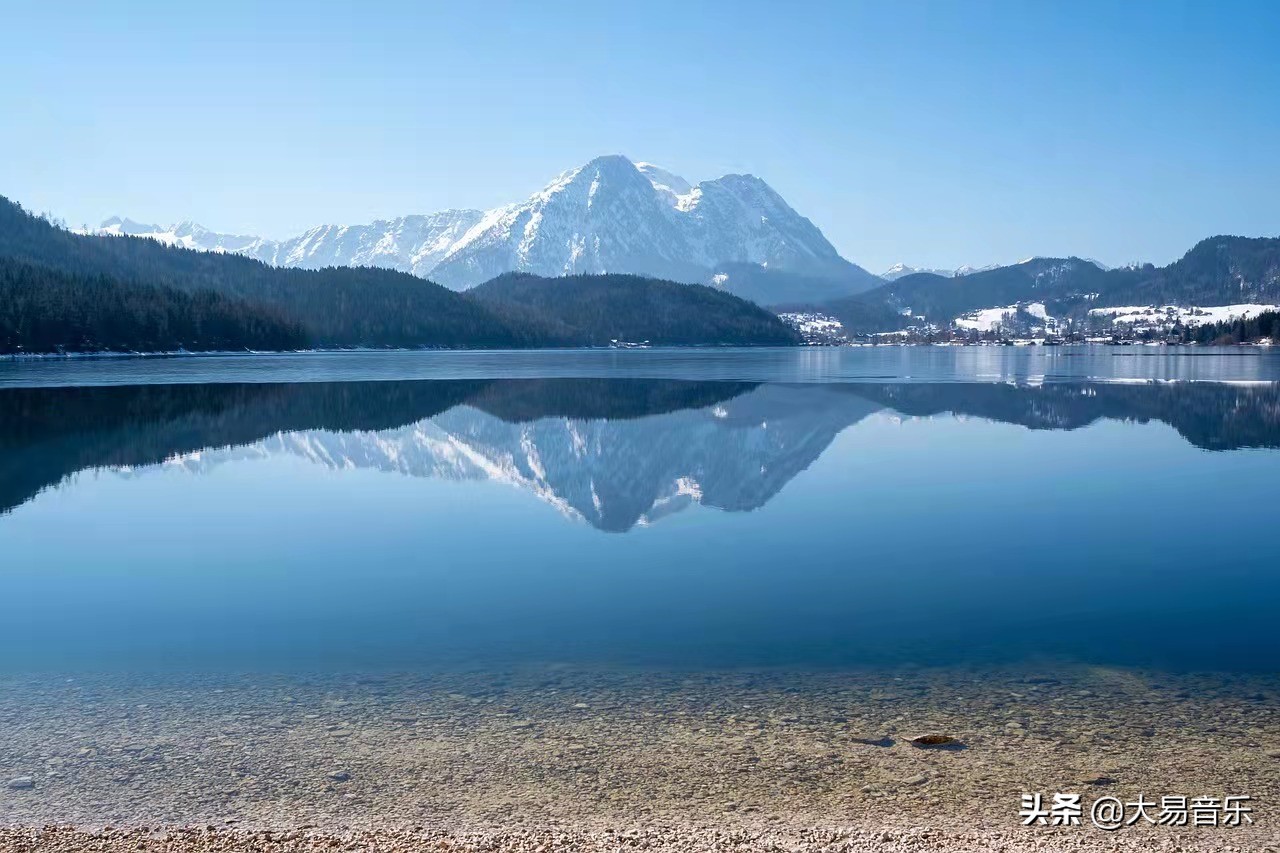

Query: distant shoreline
[2,340,1276,362]
[0,343,798,362]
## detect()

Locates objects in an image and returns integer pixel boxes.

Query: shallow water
[1,348,1278,840]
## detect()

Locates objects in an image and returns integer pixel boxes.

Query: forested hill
[848,258,1110,327]
[1103,236,1280,306]
[0,258,307,355]
[822,238,1280,332]
[0,197,532,350]
[0,198,802,353]
[469,273,800,346]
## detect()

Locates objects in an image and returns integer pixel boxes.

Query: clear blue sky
[2,0,1277,272]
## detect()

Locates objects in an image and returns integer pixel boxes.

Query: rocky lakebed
[2,664,1277,851]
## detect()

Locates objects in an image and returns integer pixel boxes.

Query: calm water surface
[5,344,1280,387]
[2,348,1279,676]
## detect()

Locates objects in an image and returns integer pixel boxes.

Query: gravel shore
[2,665,1277,850]
[1,824,1274,853]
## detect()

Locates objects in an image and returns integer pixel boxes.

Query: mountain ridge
[0,196,800,353]
[80,155,881,303]
[827,242,1280,333]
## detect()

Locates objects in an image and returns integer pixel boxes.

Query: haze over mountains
[86,155,881,304]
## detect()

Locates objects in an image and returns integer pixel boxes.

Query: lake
[2,347,1278,847]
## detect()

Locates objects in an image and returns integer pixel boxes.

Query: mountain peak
[582,153,636,170]
[98,216,165,236]
[636,162,693,197]
[84,156,880,299]
[573,154,652,186]
[883,263,1006,281]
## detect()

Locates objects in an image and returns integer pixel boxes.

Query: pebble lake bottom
[2,666,1278,852]
[1,348,1279,851]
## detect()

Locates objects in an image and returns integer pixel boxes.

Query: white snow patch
[1091,304,1280,327]
[954,302,1056,332]
[954,306,1018,332]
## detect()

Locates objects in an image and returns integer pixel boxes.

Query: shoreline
[2,340,1277,363]
[0,344,797,362]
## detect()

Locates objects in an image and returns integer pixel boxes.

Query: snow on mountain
[419,155,870,291]
[252,211,486,275]
[96,217,164,237]
[425,155,707,288]
[881,258,1110,283]
[880,262,1000,281]
[881,263,955,281]
[86,155,878,299]
[89,216,273,255]
[954,263,1000,276]
[636,161,693,199]
[86,212,487,276]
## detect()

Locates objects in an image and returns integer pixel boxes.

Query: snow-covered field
[1090,304,1279,327]
[954,302,1050,332]
[952,302,1277,335]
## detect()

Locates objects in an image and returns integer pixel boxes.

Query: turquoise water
[2,349,1279,676]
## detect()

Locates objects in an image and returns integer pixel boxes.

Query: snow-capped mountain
[954,263,1001,276]
[881,263,953,281]
[880,258,1111,283]
[254,211,487,273]
[84,155,880,301]
[880,262,1000,281]
[89,213,489,275]
[95,216,274,255]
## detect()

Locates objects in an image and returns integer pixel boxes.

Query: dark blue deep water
[3,348,1279,675]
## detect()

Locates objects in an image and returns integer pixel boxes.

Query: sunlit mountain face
[83,155,882,301]
[4,379,1280,531]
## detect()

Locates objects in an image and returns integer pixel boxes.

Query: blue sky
[2,0,1277,272]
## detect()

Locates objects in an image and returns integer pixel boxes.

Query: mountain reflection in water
[4,376,1280,675]
[3,378,1279,530]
